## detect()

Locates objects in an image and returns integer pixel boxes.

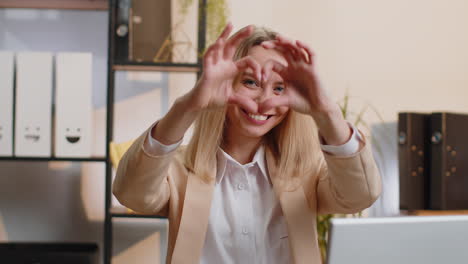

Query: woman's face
[226,45,290,140]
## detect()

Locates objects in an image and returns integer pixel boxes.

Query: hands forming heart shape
[187,23,335,118]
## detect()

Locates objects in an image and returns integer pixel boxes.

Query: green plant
[204,0,230,47]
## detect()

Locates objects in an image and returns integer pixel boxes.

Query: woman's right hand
[186,23,262,114]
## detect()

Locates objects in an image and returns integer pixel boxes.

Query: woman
[113,23,381,264]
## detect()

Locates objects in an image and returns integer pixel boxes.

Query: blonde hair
[184,26,322,190]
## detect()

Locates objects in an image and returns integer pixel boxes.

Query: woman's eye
[242,79,258,88]
[274,86,284,93]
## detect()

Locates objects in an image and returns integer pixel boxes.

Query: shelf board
[110,207,167,219]
[0,156,107,162]
[112,62,200,73]
[404,210,468,216]
[0,0,108,10]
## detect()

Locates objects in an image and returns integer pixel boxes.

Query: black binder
[398,112,430,210]
[429,112,468,210]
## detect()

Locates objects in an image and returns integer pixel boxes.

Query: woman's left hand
[259,35,337,119]
[260,35,352,145]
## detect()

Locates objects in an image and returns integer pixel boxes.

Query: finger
[275,35,301,61]
[269,44,295,67]
[261,40,297,62]
[276,34,297,47]
[296,40,315,64]
[235,56,262,81]
[203,43,218,66]
[261,41,289,55]
[218,22,233,41]
[262,59,287,82]
[260,39,298,64]
[228,94,258,114]
[204,23,231,63]
[261,40,278,49]
[260,41,296,68]
[295,46,309,63]
[276,34,312,63]
[208,23,233,64]
[258,96,290,114]
[262,37,298,66]
[224,25,254,59]
[283,49,296,66]
[212,39,223,63]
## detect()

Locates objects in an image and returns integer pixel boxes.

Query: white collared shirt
[144,123,362,264]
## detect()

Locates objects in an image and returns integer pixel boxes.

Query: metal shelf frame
[0,1,207,262]
[109,207,167,219]
[0,157,107,162]
[112,61,201,73]
[0,3,112,264]
[111,213,167,219]
[0,0,108,10]
[104,0,207,263]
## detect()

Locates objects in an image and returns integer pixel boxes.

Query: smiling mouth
[66,136,81,143]
[241,108,272,123]
[25,134,40,142]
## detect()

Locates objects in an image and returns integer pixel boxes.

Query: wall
[267,0,468,217]
[269,0,468,123]
[332,0,468,121]
[226,1,438,121]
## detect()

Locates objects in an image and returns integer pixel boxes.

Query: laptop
[326,215,468,264]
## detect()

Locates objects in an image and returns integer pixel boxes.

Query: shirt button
[242,227,249,235]
[237,183,245,190]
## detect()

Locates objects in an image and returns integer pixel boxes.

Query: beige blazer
[113,124,382,264]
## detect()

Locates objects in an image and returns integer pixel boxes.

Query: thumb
[228,94,258,114]
[258,96,290,114]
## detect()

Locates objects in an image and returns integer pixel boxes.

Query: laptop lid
[327,215,468,264]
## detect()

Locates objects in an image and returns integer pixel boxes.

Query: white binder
[55,52,92,157]
[15,52,53,157]
[0,52,14,156]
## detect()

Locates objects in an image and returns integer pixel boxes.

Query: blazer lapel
[172,150,321,263]
[171,168,216,264]
[266,149,321,264]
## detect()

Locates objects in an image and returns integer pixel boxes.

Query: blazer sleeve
[312,134,382,215]
[112,123,178,216]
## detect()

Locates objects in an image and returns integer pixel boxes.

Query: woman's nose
[255,84,273,104]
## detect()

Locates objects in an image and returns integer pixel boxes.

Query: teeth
[248,113,268,121]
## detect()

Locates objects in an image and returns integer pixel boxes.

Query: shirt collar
[216,145,269,184]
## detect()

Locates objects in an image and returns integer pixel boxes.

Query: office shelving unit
[0,157,107,162]
[0,0,110,263]
[104,0,207,263]
[0,0,108,10]
[0,3,110,264]
[0,0,207,262]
